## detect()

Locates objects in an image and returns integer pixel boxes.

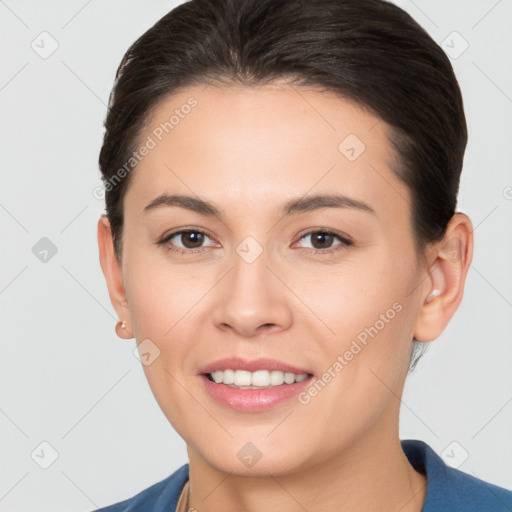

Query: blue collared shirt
[92,439,512,511]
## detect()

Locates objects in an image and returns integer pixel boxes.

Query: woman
[94,0,512,510]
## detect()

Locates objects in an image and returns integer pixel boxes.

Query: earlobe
[97,216,133,339]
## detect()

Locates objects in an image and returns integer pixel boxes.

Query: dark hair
[98,0,467,371]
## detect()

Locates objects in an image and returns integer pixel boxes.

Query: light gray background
[1,1,511,510]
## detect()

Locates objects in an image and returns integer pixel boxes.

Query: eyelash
[156,227,353,256]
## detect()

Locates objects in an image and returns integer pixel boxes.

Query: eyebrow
[143,193,376,218]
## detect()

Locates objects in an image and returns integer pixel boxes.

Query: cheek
[125,253,207,341]
[305,255,415,384]
[138,359,196,444]
[301,260,404,337]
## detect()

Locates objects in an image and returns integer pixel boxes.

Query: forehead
[125,82,410,222]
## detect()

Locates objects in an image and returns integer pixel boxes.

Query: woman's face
[102,82,433,476]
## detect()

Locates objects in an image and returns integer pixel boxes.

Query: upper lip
[198,357,313,375]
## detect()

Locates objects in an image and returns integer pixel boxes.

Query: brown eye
[297,230,351,251]
[157,228,217,255]
[309,232,336,249]
[171,230,206,249]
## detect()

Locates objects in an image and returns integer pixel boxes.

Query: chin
[206,453,305,478]
[187,434,314,478]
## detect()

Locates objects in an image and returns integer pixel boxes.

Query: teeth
[234,369,252,386]
[210,369,310,388]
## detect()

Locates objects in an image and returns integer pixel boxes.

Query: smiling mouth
[204,369,313,389]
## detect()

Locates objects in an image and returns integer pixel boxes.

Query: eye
[156,228,353,256]
[295,230,352,253]
[157,228,217,255]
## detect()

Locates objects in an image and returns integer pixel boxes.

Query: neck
[186,417,427,512]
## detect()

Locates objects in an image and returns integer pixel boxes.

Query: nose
[211,245,293,338]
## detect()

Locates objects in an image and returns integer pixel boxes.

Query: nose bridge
[212,235,293,335]
[233,237,270,293]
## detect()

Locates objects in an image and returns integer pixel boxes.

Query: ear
[413,212,474,343]
[97,215,133,339]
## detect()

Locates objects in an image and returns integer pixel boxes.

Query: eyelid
[295,227,352,244]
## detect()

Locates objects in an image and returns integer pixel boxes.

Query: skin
[98,81,473,512]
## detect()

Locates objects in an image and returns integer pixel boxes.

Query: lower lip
[199,374,314,412]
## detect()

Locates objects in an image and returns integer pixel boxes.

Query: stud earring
[115,319,128,338]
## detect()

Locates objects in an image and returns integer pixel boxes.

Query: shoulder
[401,439,512,511]
[90,464,189,512]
